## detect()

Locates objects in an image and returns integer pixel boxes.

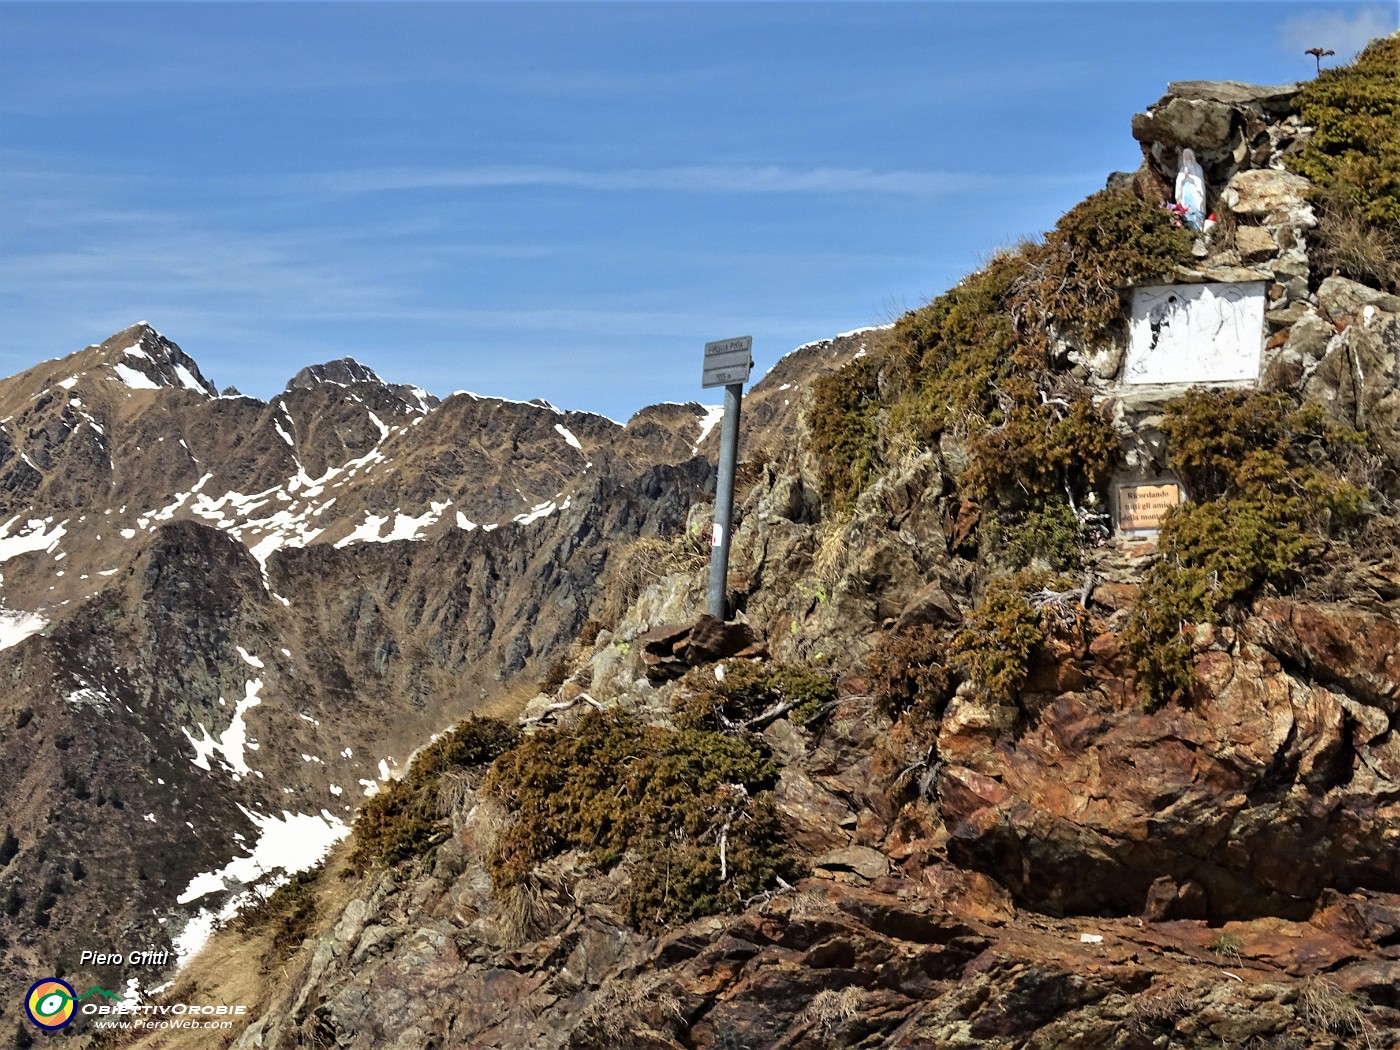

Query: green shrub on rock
[963,382,1119,504]
[674,660,838,731]
[809,355,884,509]
[484,710,792,931]
[1124,389,1372,706]
[1289,35,1400,234]
[351,716,520,870]
[985,497,1092,572]
[810,239,1124,516]
[949,572,1049,702]
[804,189,1191,569]
[867,625,952,717]
[1016,189,1195,340]
[228,866,322,964]
[891,247,1030,441]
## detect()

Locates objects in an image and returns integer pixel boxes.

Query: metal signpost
[702,336,753,620]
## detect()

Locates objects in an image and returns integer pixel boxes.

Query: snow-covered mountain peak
[96,323,218,397]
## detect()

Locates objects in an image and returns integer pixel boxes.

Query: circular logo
[25,978,76,1030]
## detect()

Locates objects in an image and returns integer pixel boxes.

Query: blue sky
[2,2,1395,420]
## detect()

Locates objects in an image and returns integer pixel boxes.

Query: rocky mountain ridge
[116,47,1400,1050]
[7,36,1400,1050]
[0,318,873,1022]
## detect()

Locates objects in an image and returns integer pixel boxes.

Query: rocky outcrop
[636,614,768,682]
[218,614,1400,1049]
[937,624,1400,921]
[1131,80,1305,196]
[284,357,392,392]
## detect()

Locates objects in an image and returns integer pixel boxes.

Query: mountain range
[4,36,1400,1050]
[0,320,865,1012]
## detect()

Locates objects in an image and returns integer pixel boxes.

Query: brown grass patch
[1311,194,1400,291]
[103,845,364,1050]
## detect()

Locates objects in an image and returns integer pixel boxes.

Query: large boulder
[1219,168,1314,223]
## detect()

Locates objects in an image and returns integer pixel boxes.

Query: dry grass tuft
[1312,195,1400,291]
[803,986,865,1033]
[575,973,684,1046]
[436,767,477,818]
[1210,204,1240,253]
[788,887,832,918]
[495,874,556,946]
[809,513,852,591]
[475,673,550,722]
[1128,986,1196,1030]
[1298,977,1375,1045]
[615,531,709,594]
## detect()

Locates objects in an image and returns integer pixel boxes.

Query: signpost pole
[700,335,753,621]
[707,381,743,619]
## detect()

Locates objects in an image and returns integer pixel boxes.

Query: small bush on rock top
[484,710,791,930]
[806,191,1176,563]
[351,716,519,871]
[1158,390,1364,502]
[1015,188,1195,340]
[674,660,838,731]
[945,570,1096,705]
[889,247,1029,441]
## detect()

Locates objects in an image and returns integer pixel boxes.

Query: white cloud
[295,164,1065,200]
[1279,7,1396,62]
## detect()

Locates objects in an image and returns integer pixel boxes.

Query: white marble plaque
[1124,282,1266,385]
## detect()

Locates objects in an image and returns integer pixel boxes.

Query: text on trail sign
[702,335,754,389]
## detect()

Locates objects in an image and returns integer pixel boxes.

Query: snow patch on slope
[0,608,48,651]
[172,806,348,967]
[693,405,724,453]
[182,679,264,779]
[514,500,559,526]
[112,363,160,390]
[0,517,68,562]
[554,423,582,450]
[334,502,449,547]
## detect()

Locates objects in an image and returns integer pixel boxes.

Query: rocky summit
[4,36,1400,1050]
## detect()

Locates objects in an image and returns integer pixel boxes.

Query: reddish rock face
[929,592,1400,921]
[1251,599,1400,711]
